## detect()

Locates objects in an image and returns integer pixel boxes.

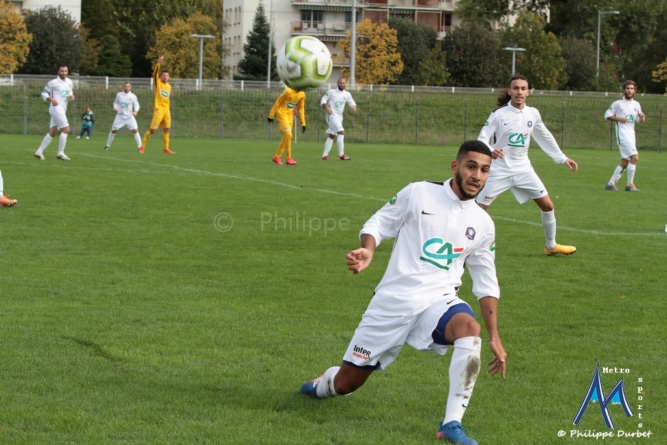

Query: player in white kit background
[476,74,578,256]
[300,141,506,445]
[34,65,75,161]
[321,78,357,161]
[604,80,645,192]
[0,169,17,207]
[105,82,142,151]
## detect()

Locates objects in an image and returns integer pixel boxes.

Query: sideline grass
[0,135,665,444]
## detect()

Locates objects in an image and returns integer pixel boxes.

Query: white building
[223,0,461,81]
[8,0,81,23]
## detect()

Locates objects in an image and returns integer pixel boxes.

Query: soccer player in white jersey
[0,169,17,207]
[476,74,578,256]
[320,77,357,160]
[34,65,75,161]
[604,80,645,192]
[104,82,142,151]
[300,141,506,445]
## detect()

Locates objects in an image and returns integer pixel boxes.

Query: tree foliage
[418,45,449,87]
[559,36,595,91]
[442,22,504,88]
[388,18,437,85]
[652,59,667,93]
[337,19,403,85]
[148,12,222,79]
[0,0,32,74]
[19,6,83,74]
[502,11,566,90]
[455,0,511,28]
[93,35,132,77]
[235,2,276,81]
[78,25,100,76]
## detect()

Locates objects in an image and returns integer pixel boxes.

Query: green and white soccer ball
[276,36,333,91]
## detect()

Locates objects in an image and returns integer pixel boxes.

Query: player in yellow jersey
[140,55,175,154]
[268,88,306,165]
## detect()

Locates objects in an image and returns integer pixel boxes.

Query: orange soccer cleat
[163,148,176,154]
[0,195,17,207]
[138,146,144,154]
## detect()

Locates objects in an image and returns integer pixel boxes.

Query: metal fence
[0,75,664,151]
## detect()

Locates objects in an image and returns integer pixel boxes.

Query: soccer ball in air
[276,36,333,91]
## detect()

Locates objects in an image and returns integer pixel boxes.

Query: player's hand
[619,117,628,123]
[346,248,373,274]
[638,112,646,122]
[565,158,578,171]
[158,55,164,64]
[492,149,504,159]
[50,99,59,106]
[487,338,507,379]
[69,95,75,101]
[114,108,119,114]
[133,111,137,116]
[302,125,306,133]
[267,117,273,123]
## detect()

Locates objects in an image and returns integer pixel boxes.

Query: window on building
[344,11,362,24]
[301,10,324,27]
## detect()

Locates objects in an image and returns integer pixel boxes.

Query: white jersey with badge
[114,91,140,117]
[478,102,568,177]
[605,97,642,147]
[360,180,499,317]
[320,88,356,120]
[42,77,74,111]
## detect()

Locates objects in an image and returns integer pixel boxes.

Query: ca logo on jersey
[121,102,129,108]
[61,90,70,97]
[508,132,528,147]
[626,114,635,123]
[335,101,343,108]
[286,102,296,109]
[160,90,169,98]
[420,238,464,270]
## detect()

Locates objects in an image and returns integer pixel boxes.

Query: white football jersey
[42,77,75,111]
[114,91,140,116]
[478,102,568,177]
[320,88,356,120]
[605,97,642,146]
[360,179,499,317]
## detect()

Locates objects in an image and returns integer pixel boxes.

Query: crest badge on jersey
[527,121,533,128]
[465,227,476,240]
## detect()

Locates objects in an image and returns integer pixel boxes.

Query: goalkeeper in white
[105,82,142,150]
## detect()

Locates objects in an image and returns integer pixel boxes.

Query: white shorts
[112,115,139,131]
[342,296,471,371]
[326,114,344,135]
[49,107,69,130]
[617,141,638,159]
[476,169,548,206]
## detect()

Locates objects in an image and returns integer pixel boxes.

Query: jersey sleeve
[465,223,500,300]
[347,93,357,109]
[531,110,568,164]
[477,111,497,149]
[113,93,120,110]
[268,92,287,119]
[297,93,306,126]
[41,81,52,102]
[133,94,140,112]
[320,91,329,106]
[359,183,412,247]
[604,102,616,120]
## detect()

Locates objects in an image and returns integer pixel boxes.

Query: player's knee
[328,134,336,140]
[338,131,345,136]
[62,127,70,134]
[111,130,117,134]
[164,128,170,134]
[284,131,292,139]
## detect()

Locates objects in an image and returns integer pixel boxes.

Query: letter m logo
[573,363,633,429]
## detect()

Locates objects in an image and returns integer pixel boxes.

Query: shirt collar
[507,101,523,113]
[445,178,475,208]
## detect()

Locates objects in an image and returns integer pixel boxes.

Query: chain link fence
[0,75,664,151]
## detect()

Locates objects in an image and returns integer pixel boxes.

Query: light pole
[350,0,357,88]
[267,0,274,89]
[597,10,620,78]
[191,34,215,89]
[502,47,526,75]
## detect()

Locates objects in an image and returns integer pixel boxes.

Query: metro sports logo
[420,238,464,270]
[508,132,529,147]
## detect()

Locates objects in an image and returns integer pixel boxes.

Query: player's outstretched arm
[565,158,578,171]
[347,234,376,274]
[479,296,506,379]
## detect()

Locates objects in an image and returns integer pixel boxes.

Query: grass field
[0,135,665,444]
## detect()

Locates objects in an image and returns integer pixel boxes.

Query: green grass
[0,135,665,444]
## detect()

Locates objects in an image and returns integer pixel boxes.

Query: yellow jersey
[153,62,171,111]
[268,88,306,125]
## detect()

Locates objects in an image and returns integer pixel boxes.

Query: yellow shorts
[277,117,294,134]
[150,108,171,129]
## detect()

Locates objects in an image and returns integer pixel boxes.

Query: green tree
[455,0,511,28]
[559,36,595,91]
[442,22,504,87]
[19,6,83,74]
[388,18,437,85]
[148,12,222,79]
[652,59,667,93]
[78,25,100,75]
[418,45,449,86]
[337,19,403,85]
[0,0,32,74]
[502,11,566,90]
[92,35,132,77]
[235,1,276,81]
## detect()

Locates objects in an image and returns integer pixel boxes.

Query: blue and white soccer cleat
[436,421,478,445]
[299,375,324,398]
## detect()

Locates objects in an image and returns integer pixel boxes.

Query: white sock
[106,132,115,147]
[443,337,481,424]
[323,137,334,156]
[337,135,345,156]
[541,210,557,250]
[626,163,637,186]
[58,133,68,154]
[0,169,4,196]
[37,134,53,153]
[316,366,341,398]
[133,132,142,148]
[609,166,624,185]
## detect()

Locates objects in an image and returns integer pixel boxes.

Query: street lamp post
[502,47,526,75]
[350,0,357,88]
[191,34,215,89]
[597,10,619,78]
